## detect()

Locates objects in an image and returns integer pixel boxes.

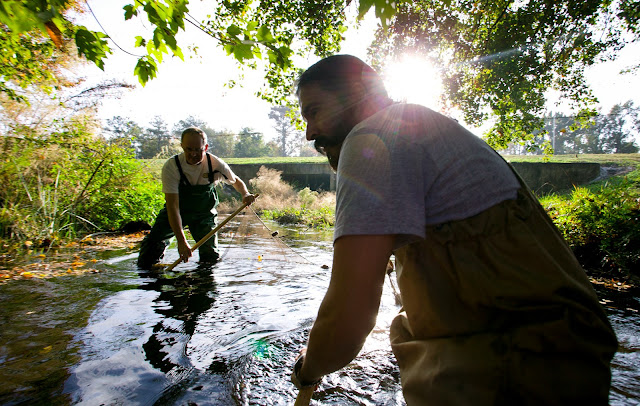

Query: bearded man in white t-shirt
[137,127,255,269]
[290,55,617,405]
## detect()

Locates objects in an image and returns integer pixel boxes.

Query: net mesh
[216,207,313,265]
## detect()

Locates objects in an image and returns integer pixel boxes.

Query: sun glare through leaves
[383,55,443,111]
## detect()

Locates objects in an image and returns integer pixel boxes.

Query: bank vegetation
[0,146,638,286]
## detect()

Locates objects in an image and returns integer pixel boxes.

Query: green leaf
[0,2,44,33]
[123,4,137,20]
[372,0,400,29]
[164,32,178,50]
[135,36,146,47]
[233,43,255,61]
[172,46,184,60]
[358,0,375,20]
[266,46,293,69]
[256,25,275,43]
[279,46,293,69]
[227,24,242,37]
[267,49,278,65]
[134,57,158,86]
[245,20,259,33]
[75,27,110,70]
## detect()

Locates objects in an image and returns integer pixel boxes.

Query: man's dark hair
[295,54,389,100]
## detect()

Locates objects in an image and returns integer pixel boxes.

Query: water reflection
[605,299,640,406]
[139,264,217,377]
[63,221,334,405]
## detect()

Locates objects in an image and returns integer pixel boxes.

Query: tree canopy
[370,0,640,148]
[1,0,639,148]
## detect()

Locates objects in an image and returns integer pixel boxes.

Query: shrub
[298,187,318,208]
[542,179,640,280]
[261,207,335,229]
[248,166,298,210]
[217,166,336,229]
[0,122,165,244]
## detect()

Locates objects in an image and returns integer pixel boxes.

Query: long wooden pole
[164,195,258,271]
[294,387,314,406]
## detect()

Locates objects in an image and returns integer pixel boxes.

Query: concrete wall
[510,162,601,194]
[229,163,336,192]
[229,162,601,195]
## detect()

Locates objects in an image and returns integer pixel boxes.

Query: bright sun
[383,55,443,110]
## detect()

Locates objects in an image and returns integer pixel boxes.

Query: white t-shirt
[334,103,520,249]
[161,152,237,194]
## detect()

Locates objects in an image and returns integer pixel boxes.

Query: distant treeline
[103,107,319,159]
[502,101,640,155]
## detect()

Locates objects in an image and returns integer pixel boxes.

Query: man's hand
[291,349,321,390]
[242,193,256,206]
[176,239,192,263]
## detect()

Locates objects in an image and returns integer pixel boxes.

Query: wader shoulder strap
[207,154,214,183]
[174,155,191,187]
[207,154,229,184]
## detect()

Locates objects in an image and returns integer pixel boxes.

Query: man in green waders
[290,55,618,405]
[137,127,255,269]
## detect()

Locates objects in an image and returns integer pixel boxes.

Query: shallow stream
[0,215,638,405]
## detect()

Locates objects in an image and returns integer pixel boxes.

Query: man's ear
[349,82,367,104]
[346,81,371,119]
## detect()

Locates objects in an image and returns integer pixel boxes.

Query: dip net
[216,206,315,265]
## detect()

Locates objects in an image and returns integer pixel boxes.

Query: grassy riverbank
[503,153,640,167]
[144,153,640,166]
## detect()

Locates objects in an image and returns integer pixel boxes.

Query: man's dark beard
[312,112,353,171]
[313,133,345,150]
[315,142,342,172]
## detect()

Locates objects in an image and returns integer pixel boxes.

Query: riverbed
[0,214,638,405]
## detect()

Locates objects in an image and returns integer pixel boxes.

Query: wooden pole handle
[164,195,258,271]
[294,386,314,406]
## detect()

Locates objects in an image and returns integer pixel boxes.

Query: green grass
[143,154,640,172]
[141,156,327,167]
[223,156,327,164]
[503,153,640,167]
[138,159,164,180]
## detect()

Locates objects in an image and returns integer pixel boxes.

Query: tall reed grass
[218,166,336,228]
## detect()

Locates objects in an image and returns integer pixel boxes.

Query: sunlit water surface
[0,215,638,405]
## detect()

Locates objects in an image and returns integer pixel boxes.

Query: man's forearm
[297,235,393,384]
[167,209,187,245]
[302,300,375,381]
[164,194,187,245]
[231,178,251,197]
